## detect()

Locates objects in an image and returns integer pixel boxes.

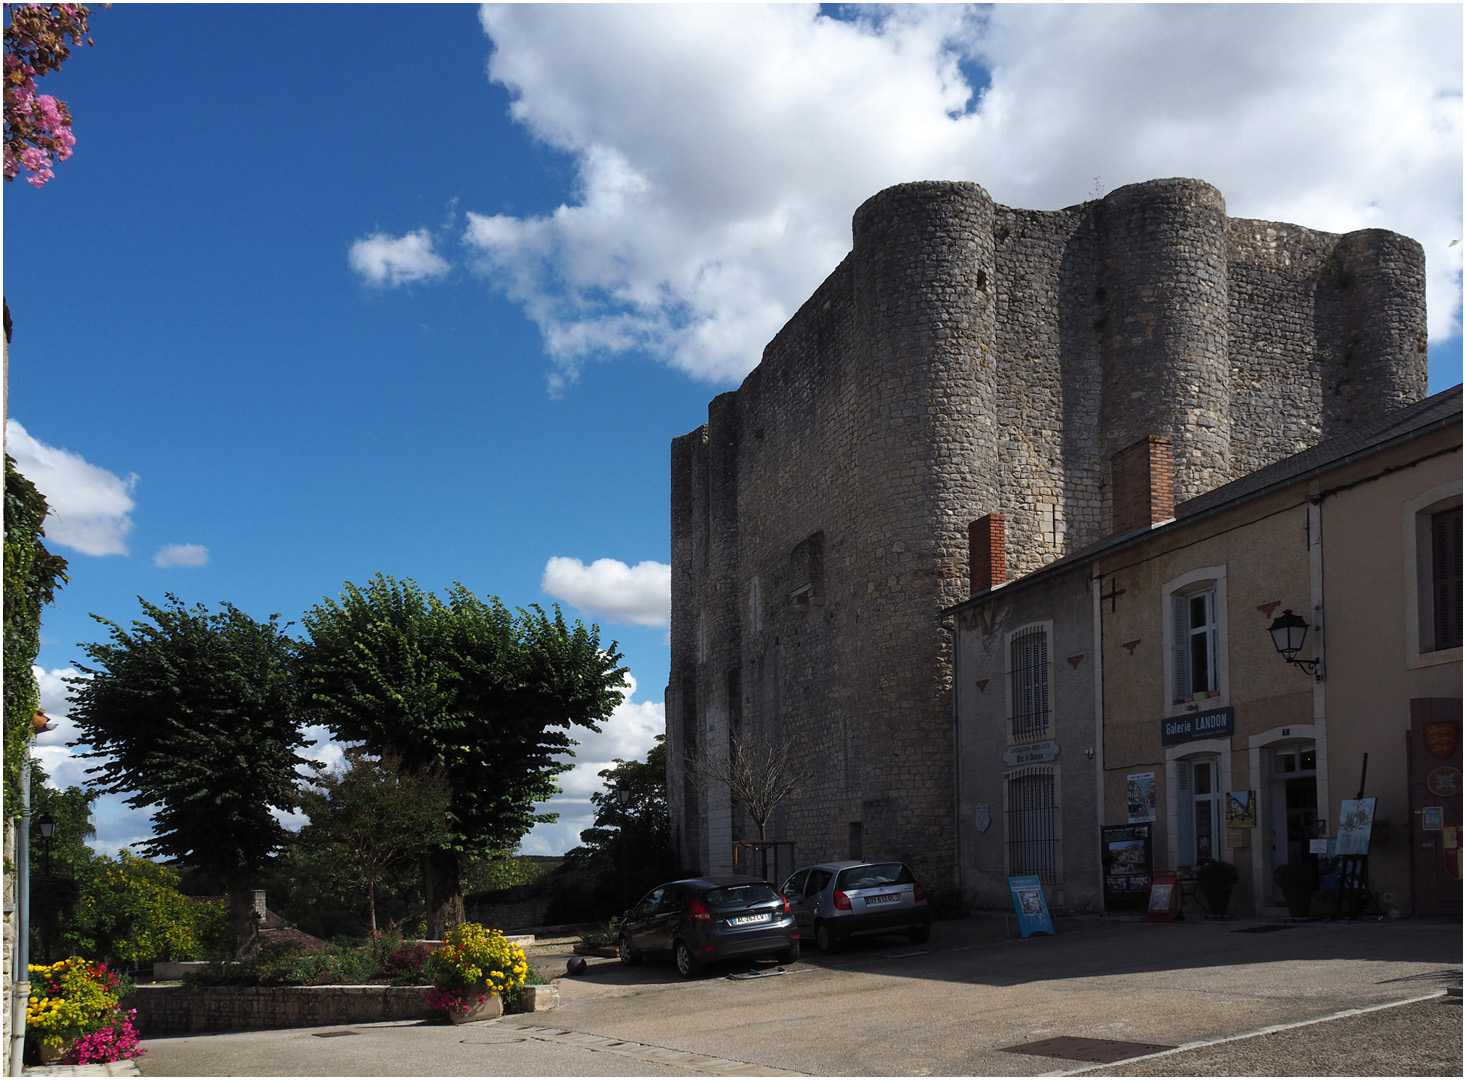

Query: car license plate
[865,893,901,906]
[732,913,770,925]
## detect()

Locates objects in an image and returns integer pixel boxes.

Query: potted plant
[1272,862,1317,918]
[424,923,529,1024]
[26,958,144,1066]
[1194,859,1239,917]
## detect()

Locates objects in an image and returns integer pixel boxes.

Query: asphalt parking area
[133,915,1463,1076]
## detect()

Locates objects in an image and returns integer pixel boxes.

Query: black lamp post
[1268,608,1321,678]
[36,812,56,877]
[614,786,632,910]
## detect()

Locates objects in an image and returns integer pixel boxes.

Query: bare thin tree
[686,733,813,878]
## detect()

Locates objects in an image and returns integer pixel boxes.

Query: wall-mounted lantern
[1268,608,1321,678]
[36,812,56,876]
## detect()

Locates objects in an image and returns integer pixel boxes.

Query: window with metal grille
[1432,506,1462,650]
[1005,766,1058,884]
[1008,625,1050,741]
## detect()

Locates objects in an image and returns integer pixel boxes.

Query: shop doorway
[1269,743,1318,900]
[1408,699,1462,917]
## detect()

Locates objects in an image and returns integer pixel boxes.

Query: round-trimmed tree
[68,595,308,952]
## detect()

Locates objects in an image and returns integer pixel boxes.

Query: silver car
[781,860,931,952]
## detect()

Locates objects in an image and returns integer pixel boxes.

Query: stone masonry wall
[125,985,435,1037]
[668,177,1428,887]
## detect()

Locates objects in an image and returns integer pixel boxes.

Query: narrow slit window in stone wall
[790,531,825,607]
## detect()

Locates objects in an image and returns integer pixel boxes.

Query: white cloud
[444,3,1461,386]
[542,556,670,628]
[5,420,137,556]
[153,543,209,568]
[348,228,451,286]
[522,674,664,856]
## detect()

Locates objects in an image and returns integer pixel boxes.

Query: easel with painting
[1333,755,1384,920]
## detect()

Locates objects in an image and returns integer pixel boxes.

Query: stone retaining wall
[124,985,436,1037]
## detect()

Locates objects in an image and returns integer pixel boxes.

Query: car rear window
[836,863,914,890]
[703,883,781,908]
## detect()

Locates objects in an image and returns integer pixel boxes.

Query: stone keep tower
[668,178,1426,884]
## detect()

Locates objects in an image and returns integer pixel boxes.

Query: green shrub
[578,917,620,950]
[60,852,225,967]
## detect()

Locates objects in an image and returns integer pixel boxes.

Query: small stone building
[668,177,1428,889]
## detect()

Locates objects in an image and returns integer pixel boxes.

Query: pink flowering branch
[3,3,99,187]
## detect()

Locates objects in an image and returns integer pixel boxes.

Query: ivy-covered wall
[4,453,69,814]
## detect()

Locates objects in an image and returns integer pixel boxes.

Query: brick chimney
[969,513,1006,594]
[1112,435,1175,536]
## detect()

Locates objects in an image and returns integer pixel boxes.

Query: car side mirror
[623,908,634,921]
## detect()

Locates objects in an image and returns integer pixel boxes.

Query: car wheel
[814,921,843,953]
[908,923,931,944]
[673,939,701,978]
[618,934,642,966]
[777,940,800,965]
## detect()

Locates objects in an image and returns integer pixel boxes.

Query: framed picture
[1225,790,1256,828]
[1421,806,1444,831]
[1127,772,1157,823]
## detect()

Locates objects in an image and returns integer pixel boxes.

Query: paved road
[132,914,1462,1077]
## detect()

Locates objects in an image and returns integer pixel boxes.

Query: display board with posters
[1101,823,1153,912]
[1007,875,1056,938]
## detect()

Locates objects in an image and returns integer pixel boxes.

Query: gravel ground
[1079,994,1462,1077]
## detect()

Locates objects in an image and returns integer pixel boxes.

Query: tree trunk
[425,848,465,938]
[226,879,259,957]
[367,874,378,935]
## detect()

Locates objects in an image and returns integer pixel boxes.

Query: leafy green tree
[4,454,68,813]
[67,595,308,952]
[58,850,230,967]
[295,748,452,935]
[565,737,679,911]
[28,760,98,876]
[302,574,627,936]
[27,763,98,963]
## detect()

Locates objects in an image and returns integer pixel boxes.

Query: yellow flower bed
[26,958,125,1049]
[427,923,528,999]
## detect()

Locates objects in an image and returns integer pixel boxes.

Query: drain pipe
[8,765,32,1077]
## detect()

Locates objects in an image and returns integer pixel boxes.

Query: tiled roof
[1177,384,1462,519]
[945,384,1462,614]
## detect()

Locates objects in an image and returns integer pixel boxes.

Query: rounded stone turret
[845,180,999,867]
[851,181,1000,545]
[1324,228,1429,433]
[1097,178,1231,503]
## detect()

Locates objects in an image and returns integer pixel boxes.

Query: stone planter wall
[124,985,437,1037]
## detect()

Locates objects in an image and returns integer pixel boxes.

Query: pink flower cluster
[423,987,490,1013]
[69,1009,145,1065]
[3,3,91,187]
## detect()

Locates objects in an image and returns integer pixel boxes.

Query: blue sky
[6,3,1461,859]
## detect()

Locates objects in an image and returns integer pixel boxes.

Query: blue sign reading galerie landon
[1161,707,1235,746]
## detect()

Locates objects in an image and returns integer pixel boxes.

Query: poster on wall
[1127,772,1157,823]
[1336,797,1377,855]
[1225,790,1257,828]
[1101,824,1153,912]
[1007,875,1056,937]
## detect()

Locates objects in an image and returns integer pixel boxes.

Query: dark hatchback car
[618,877,800,976]
[781,860,930,952]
